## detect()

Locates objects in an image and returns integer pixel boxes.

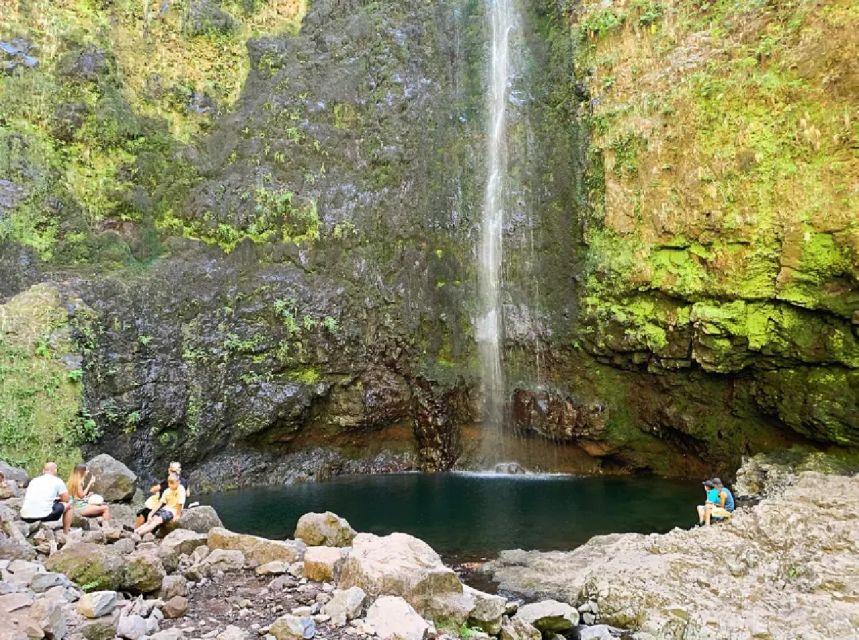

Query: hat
[702,479,714,487]
[711,477,723,486]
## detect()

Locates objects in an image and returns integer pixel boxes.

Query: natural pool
[204,473,701,560]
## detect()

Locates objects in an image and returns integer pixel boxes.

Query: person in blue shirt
[701,477,735,525]
[696,479,720,526]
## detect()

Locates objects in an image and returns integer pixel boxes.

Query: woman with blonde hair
[67,464,110,522]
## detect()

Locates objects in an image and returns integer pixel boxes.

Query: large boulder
[0,461,28,486]
[170,506,223,534]
[294,512,356,547]
[124,552,166,594]
[515,600,579,633]
[197,549,245,575]
[366,596,429,640]
[0,504,35,561]
[45,543,126,591]
[208,527,305,566]
[13,596,68,639]
[321,586,366,626]
[158,529,208,572]
[86,454,137,502]
[303,546,347,582]
[338,532,465,620]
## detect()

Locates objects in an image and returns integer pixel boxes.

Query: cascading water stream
[477,0,518,462]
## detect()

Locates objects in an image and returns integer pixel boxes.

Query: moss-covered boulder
[45,543,126,592]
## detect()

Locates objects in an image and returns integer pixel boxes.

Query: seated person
[134,472,186,536]
[135,461,190,528]
[709,477,735,522]
[67,464,110,522]
[696,479,719,526]
[20,462,72,533]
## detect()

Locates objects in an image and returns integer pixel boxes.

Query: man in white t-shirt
[20,462,72,533]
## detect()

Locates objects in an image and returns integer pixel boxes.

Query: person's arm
[58,489,70,504]
[175,485,186,520]
[718,490,727,508]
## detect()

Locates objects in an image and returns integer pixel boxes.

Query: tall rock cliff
[0,0,855,480]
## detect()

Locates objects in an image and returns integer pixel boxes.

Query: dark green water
[204,473,701,559]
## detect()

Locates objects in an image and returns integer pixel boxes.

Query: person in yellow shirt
[134,473,185,536]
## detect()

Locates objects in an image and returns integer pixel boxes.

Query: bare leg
[696,505,705,524]
[135,515,163,536]
[80,505,110,521]
[62,503,72,534]
[704,504,712,526]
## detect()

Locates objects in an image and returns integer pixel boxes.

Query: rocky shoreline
[2,453,857,640]
[484,454,859,640]
[1,455,612,640]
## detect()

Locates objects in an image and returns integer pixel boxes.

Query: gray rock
[184,0,238,37]
[338,532,464,622]
[117,613,148,640]
[575,625,618,640]
[162,595,189,618]
[124,551,166,594]
[172,506,223,533]
[30,596,68,639]
[320,586,366,626]
[86,454,137,502]
[294,512,356,547]
[151,629,185,640]
[160,574,189,600]
[500,616,541,640]
[465,585,506,634]
[159,529,208,572]
[256,560,290,576]
[198,548,245,574]
[79,613,119,640]
[77,590,118,618]
[4,559,41,585]
[208,527,305,566]
[0,461,28,485]
[269,613,316,640]
[29,571,67,593]
[0,38,38,73]
[516,600,579,633]
[0,591,35,613]
[365,596,428,640]
[303,545,347,582]
[216,625,248,640]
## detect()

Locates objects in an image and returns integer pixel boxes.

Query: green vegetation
[0,285,93,475]
[574,0,858,364]
[0,0,308,263]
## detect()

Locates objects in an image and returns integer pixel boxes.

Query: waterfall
[477,0,518,460]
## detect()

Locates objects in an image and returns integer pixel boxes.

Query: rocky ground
[485,454,859,640]
[0,454,608,640]
[3,452,857,640]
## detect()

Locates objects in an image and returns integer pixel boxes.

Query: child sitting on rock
[134,472,185,537]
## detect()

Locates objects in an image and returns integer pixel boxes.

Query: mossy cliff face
[0,0,580,481]
[0,0,855,480]
[551,0,858,468]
